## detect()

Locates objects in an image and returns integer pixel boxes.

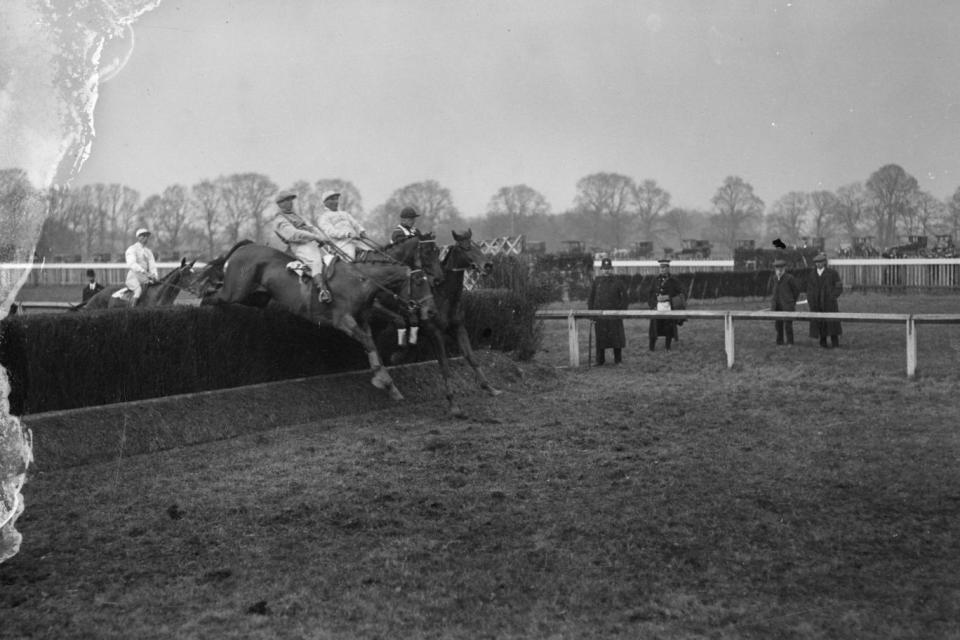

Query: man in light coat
[124,228,158,305]
[272,190,331,302]
[316,190,368,261]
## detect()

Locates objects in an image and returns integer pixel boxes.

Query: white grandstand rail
[536,309,960,377]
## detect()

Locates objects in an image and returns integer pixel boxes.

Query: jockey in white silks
[316,190,368,263]
[124,228,159,304]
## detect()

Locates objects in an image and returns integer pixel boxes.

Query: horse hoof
[487,388,503,397]
[450,406,466,419]
[389,389,405,401]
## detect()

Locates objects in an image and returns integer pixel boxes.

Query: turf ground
[1,291,959,639]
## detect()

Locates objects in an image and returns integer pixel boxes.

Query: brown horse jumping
[202,241,436,400]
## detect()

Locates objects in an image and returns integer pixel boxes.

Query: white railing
[0,262,203,287]
[536,309,960,378]
[595,258,960,288]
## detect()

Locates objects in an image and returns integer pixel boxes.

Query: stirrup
[318,289,332,303]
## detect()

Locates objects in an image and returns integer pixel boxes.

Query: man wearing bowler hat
[391,206,425,244]
[81,268,104,303]
[767,258,801,345]
[124,227,158,305]
[807,253,843,348]
[272,189,332,302]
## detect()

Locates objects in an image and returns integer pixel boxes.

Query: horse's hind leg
[336,314,404,401]
[455,324,502,396]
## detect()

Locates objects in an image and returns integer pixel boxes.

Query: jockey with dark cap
[391,206,425,244]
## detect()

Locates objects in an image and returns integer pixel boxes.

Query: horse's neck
[439,268,465,305]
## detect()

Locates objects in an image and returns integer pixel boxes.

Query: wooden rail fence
[535,309,960,378]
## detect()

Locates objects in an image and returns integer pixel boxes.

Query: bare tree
[574,172,635,249]
[152,185,191,256]
[102,184,140,255]
[767,191,808,245]
[833,182,867,241]
[947,186,960,239]
[905,191,946,236]
[808,190,838,241]
[865,164,918,247]
[486,184,550,237]
[220,173,277,244]
[709,176,764,253]
[632,179,671,244]
[371,180,464,243]
[191,179,225,256]
[0,168,36,260]
[288,180,322,225]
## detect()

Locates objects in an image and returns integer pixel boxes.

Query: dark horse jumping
[377,229,502,417]
[75,258,197,310]
[202,237,437,400]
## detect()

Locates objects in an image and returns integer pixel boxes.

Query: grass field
[1,291,959,639]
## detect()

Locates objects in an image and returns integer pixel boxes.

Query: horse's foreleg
[455,324,502,396]
[425,324,463,418]
[335,314,404,401]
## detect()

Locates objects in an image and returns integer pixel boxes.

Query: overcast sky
[72,0,960,217]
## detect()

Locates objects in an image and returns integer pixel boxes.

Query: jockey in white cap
[124,228,159,305]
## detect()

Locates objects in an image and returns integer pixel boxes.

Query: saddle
[111,288,135,301]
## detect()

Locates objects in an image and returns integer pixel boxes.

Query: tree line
[2,163,959,261]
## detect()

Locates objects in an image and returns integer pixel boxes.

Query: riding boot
[316,270,332,303]
[649,337,657,351]
[613,348,622,364]
[595,348,605,365]
[665,337,672,351]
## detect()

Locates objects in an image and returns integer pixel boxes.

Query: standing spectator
[647,258,684,351]
[767,258,800,345]
[807,253,843,348]
[81,269,104,303]
[391,207,426,244]
[587,257,628,365]
[124,228,158,306]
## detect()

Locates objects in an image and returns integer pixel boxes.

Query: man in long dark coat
[807,253,843,348]
[587,258,628,365]
[767,258,801,345]
[648,259,684,351]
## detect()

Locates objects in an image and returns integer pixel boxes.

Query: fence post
[724,312,735,368]
[567,311,580,367]
[906,315,917,378]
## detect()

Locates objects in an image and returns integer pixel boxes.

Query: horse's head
[447,229,493,275]
[184,258,224,298]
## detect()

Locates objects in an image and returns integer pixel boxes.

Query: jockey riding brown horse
[202,239,437,400]
[76,258,197,310]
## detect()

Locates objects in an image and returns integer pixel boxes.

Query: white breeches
[289,242,326,278]
[125,272,146,297]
